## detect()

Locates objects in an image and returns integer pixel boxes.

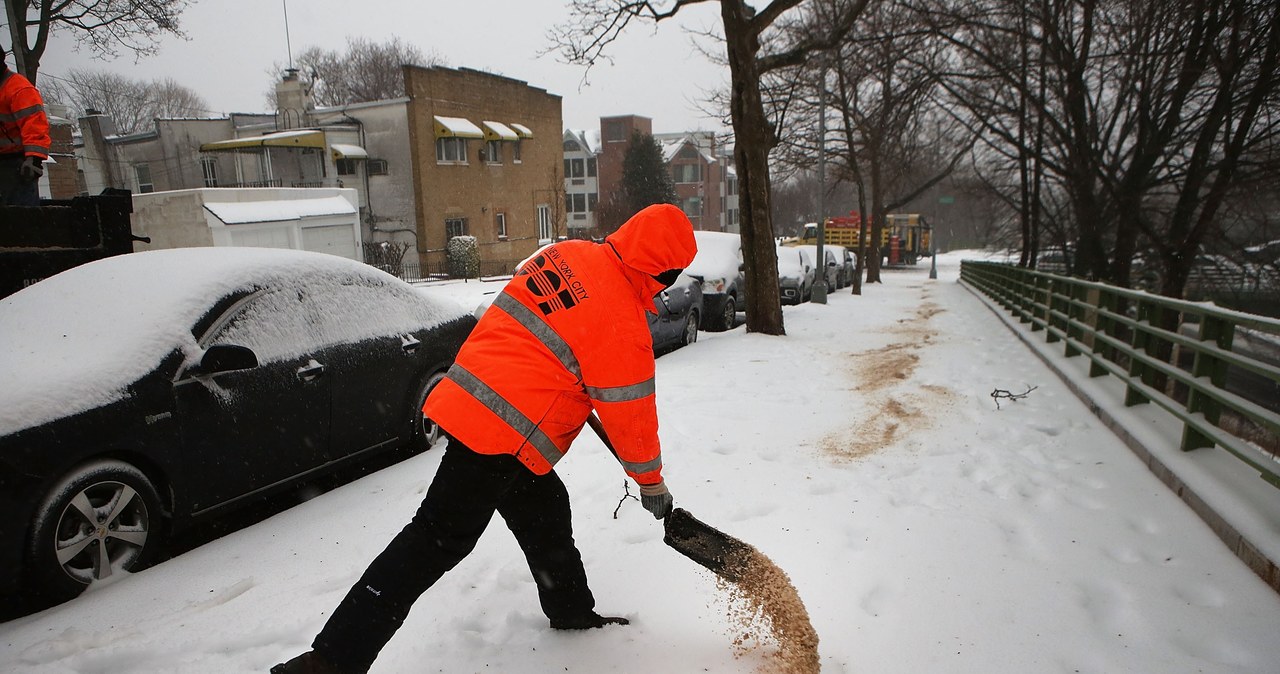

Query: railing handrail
[960,259,1280,489]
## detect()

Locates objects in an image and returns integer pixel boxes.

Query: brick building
[404,66,562,272]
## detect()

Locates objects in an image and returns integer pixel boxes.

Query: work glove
[19,156,43,180]
[639,481,673,520]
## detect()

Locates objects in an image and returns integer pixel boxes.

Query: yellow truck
[788,213,931,265]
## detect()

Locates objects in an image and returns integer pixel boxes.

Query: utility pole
[5,1,29,77]
[813,65,828,304]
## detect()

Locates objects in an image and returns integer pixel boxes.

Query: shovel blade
[663,507,754,583]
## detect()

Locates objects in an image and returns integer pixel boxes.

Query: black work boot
[549,612,630,630]
[270,650,343,674]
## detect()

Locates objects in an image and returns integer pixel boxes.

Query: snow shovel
[586,414,755,583]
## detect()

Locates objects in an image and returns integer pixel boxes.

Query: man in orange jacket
[0,53,50,206]
[273,203,698,674]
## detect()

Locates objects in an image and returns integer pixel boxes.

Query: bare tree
[933,0,1280,298]
[4,0,190,82]
[550,0,871,336]
[273,36,440,107]
[43,68,208,134]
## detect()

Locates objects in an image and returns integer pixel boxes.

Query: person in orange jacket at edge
[0,52,51,207]
[272,203,698,674]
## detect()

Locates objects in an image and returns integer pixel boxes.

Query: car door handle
[296,359,325,382]
[401,334,421,355]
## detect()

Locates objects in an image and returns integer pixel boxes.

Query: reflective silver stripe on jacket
[0,103,45,123]
[493,292,581,379]
[585,377,655,403]
[446,363,565,466]
[620,454,662,475]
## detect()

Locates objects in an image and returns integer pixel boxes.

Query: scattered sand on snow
[716,547,821,673]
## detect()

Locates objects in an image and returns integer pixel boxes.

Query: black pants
[311,439,595,673]
[0,156,38,206]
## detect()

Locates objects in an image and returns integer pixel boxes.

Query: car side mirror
[198,344,259,374]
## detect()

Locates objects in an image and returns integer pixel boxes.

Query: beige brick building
[404,66,563,272]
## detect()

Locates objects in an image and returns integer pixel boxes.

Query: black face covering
[651,268,684,288]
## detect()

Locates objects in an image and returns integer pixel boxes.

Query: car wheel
[680,310,699,346]
[411,371,448,452]
[28,460,162,601]
[716,296,737,331]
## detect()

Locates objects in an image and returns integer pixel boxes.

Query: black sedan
[0,248,475,603]
[648,271,703,353]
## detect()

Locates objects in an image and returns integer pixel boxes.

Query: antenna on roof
[282,0,294,69]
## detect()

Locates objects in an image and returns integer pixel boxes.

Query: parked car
[832,245,856,288]
[687,230,746,331]
[794,244,840,292]
[777,245,815,305]
[0,248,476,603]
[648,271,704,353]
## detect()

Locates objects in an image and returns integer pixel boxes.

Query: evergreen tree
[620,130,677,217]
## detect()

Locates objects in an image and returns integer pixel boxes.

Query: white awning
[433,116,484,139]
[204,196,357,224]
[510,123,533,138]
[481,121,519,141]
[200,129,325,152]
[330,143,368,159]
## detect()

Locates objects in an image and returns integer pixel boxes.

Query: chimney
[275,69,314,129]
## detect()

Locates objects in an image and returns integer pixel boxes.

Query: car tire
[680,310,699,347]
[411,371,448,452]
[715,296,737,332]
[28,460,163,602]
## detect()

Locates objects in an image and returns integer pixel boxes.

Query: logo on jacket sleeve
[517,247,589,315]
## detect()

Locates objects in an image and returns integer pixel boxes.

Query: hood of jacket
[606,204,698,310]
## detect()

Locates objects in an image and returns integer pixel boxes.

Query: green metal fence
[961,260,1280,488]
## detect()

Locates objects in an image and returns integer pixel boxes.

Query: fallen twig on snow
[991,385,1038,409]
[613,480,638,519]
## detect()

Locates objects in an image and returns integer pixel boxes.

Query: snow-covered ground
[2,251,1278,673]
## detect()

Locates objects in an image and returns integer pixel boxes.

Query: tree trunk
[723,2,784,335]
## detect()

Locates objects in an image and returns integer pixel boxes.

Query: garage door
[301,225,359,260]
[229,226,291,249]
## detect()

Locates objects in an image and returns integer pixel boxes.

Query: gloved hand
[19,156,43,180]
[639,481,673,520]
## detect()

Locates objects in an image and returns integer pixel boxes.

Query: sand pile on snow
[717,547,820,673]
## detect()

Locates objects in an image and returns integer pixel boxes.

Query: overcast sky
[32,0,731,136]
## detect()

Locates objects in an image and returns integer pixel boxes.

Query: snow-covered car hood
[687,231,741,289]
[0,247,466,437]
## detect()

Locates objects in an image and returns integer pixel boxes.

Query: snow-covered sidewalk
[2,253,1278,673]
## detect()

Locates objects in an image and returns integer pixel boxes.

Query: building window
[678,146,699,160]
[496,211,508,238]
[537,204,552,242]
[368,159,389,175]
[682,196,703,216]
[436,137,468,163]
[727,175,738,195]
[566,192,587,214]
[512,140,522,163]
[485,140,502,164]
[445,217,467,240]
[604,121,626,142]
[673,163,702,183]
[587,157,597,177]
[336,158,359,175]
[565,158,585,178]
[588,193,597,212]
[200,157,218,187]
[134,164,154,193]
[563,140,580,151]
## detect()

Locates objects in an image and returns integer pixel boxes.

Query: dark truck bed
[0,189,146,299]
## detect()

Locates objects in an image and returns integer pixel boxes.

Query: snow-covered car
[648,271,703,353]
[687,230,746,331]
[793,244,840,292]
[777,245,815,305]
[0,248,476,603]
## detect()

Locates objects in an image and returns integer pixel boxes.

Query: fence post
[1125,298,1154,406]
[1064,281,1085,358]
[1181,315,1235,451]
[1090,288,1113,377]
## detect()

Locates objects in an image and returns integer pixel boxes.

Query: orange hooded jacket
[0,69,50,160]
[424,204,697,485]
